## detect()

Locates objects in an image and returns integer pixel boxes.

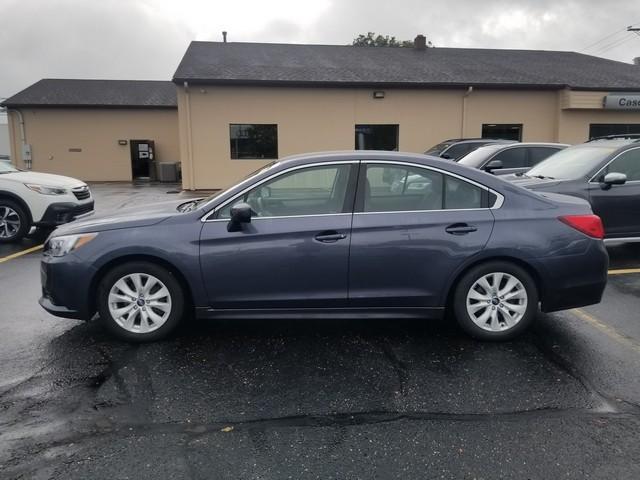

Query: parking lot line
[0,244,44,264]
[572,308,640,354]
[608,268,640,276]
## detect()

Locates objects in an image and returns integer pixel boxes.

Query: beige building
[5,39,640,190]
[3,80,179,181]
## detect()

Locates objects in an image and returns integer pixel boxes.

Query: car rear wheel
[97,262,185,342]
[0,200,29,243]
[453,261,538,341]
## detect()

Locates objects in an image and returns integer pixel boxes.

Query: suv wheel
[0,200,29,243]
[453,261,538,341]
[97,262,185,342]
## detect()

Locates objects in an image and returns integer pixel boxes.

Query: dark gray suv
[508,137,640,242]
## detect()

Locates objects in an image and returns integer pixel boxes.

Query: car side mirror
[601,172,627,190]
[484,159,503,173]
[440,153,452,160]
[227,202,252,232]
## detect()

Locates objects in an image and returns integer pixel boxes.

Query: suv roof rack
[587,134,640,142]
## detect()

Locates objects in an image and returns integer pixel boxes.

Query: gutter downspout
[461,86,473,138]
[7,109,30,169]
[183,81,195,191]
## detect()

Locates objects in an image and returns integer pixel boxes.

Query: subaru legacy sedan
[40,151,608,342]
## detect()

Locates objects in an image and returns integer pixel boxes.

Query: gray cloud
[2,0,640,109]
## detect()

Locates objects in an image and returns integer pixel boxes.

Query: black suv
[507,136,640,242]
[425,138,516,160]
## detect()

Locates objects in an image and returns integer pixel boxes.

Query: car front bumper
[35,200,95,228]
[40,254,96,320]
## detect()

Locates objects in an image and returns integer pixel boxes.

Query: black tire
[453,261,538,341]
[97,261,185,342]
[0,199,30,243]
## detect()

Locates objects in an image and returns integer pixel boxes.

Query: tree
[351,32,432,48]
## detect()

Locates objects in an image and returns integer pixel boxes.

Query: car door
[348,161,495,308]
[588,147,640,238]
[485,147,529,175]
[199,162,357,309]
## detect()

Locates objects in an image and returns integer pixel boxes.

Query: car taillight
[559,215,604,239]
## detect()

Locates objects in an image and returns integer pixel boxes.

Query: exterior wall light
[118,140,128,145]
[373,91,385,99]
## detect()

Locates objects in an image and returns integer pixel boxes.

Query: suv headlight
[25,184,68,195]
[45,233,98,257]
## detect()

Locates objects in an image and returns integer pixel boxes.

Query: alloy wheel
[465,272,528,332]
[0,206,21,239]
[108,273,172,333]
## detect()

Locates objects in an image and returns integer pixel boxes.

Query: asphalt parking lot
[1,183,640,479]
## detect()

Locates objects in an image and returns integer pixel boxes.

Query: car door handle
[314,231,348,243]
[445,223,478,235]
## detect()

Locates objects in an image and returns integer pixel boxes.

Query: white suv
[0,163,94,243]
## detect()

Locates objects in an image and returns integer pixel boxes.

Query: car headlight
[25,183,68,195]
[45,233,98,257]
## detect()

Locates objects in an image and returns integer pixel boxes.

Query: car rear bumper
[39,255,95,320]
[538,240,609,313]
[35,200,94,227]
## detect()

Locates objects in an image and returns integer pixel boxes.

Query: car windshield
[0,163,19,174]
[178,161,279,212]
[526,145,619,180]
[457,144,504,168]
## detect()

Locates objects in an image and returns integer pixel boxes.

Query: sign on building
[603,94,640,109]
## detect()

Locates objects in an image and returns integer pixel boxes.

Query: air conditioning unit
[157,162,179,183]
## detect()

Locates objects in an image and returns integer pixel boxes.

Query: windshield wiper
[531,174,555,180]
[178,198,206,213]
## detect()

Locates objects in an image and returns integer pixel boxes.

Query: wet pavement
[1,183,640,479]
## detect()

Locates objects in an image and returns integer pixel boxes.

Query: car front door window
[490,148,528,169]
[218,164,352,218]
[602,148,640,181]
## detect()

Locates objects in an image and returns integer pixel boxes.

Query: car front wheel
[0,200,29,243]
[97,262,185,342]
[453,261,538,341]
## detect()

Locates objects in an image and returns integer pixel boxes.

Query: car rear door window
[218,164,352,218]
[528,147,562,167]
[363,164,485,212]
[491,148,528,168]
[603,148,640,182]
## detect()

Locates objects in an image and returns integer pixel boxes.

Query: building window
[589,124,640,139]
[355,124,399,150]
[230,124,278,159]
[482,124,522,141]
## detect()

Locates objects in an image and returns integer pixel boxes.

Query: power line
[581,22,640,52]
[590,33,638,56]
[581,27,629,52]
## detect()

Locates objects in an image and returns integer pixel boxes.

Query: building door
[130,140,155,179]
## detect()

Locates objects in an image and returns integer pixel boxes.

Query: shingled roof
[1,79,177,108]
[173,41,640,91]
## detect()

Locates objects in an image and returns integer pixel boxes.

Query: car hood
[503,175,564,190]
[51,199,192,236]
[2,171,86,188]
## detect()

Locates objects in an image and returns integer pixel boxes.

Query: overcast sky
[1,0,640,121]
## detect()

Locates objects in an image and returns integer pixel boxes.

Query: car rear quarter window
[363,164,485,212]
